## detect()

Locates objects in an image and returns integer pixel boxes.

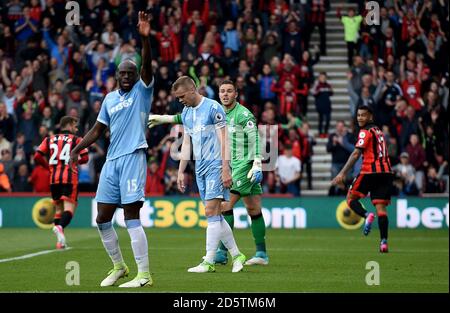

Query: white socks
[97,222,124,266]
[205,215,240,263]
[205,216,222,263]
[219,218,240,257]
[97,219,150,273]
[125,219,149,273]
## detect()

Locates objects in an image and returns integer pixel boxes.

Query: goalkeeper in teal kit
[149,80,268,265]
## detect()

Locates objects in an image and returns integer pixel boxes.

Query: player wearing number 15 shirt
[34,116,89,249]
[331,105,393,253]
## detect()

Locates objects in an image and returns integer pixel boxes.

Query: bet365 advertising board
[0,196,448,230]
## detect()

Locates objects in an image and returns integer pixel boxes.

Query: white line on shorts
[0,247,72,264]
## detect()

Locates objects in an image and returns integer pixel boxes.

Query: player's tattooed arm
[138,11,153,85]
[70,122,107,164]
[331,148,362,186]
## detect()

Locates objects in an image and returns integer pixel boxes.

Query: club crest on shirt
[215,113,224,122]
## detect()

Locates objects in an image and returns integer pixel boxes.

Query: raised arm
[137,11,153,85]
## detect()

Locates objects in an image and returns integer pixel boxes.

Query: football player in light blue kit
[70,12,154,288]
[173,76,246,273]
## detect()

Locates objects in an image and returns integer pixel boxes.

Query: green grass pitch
[0,228,447,292]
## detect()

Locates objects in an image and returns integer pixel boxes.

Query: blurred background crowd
[0,0,448,197]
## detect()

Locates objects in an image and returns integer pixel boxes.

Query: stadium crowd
[0,0,448,197]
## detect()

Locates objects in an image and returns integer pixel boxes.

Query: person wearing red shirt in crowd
[269,0,290,17]
[29,0,42,21]
[29,164,50,192]
[332,105,393,253]
[271,79,308,117]
[150,25,180,63]
[304,0,329,55]
[401,8,420,42]
[401,71,422,110]
[286,128,302,161]
[276,54,301,88]
[34,116,89,249]
[182,0,209,40]
[145,150,169,195]
[405,133,426,191]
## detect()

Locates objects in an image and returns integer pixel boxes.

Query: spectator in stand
[221,20,240,55]
[282,19,302,63]
[405,133,426,192]
[277,54,301,88]
[399,105,420,150]
[12,163,32,192]
[261,32,282,65]
[258,64,277,104]
[0,162,12,192]
[276,144,301,196]
[0,103,15,142]
[151,25,181,65]
[393,152,419,196]
[337,6,363,66]
[271,79,308,118]
[400,57,423,111]
[29,163,50,192]
[424,166,445,193]
[304,0,329,55]
[377,70,403,126]
[312,72,333,137]
[299,122,316,190]
[327,120,355,195]
[14,6,39,48]
[0,130,12,159]
[145,135,171,195]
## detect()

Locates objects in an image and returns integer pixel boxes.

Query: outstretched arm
[148,114,182,128]
[138,11,153,85]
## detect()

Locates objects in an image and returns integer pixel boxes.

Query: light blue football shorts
[96,149,147,205]
[196,166,230,203]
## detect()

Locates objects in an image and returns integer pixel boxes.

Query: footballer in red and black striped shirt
[34,116,89,249]
[331,105,393,253]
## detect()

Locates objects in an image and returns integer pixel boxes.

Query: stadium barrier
[0,195,448,229]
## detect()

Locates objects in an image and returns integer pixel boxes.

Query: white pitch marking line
[0,247,72,263]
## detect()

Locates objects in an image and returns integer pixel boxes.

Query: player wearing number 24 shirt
[331,105,393,253]
[34,116,89,250]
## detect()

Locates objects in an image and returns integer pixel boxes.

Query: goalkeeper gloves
[247,158,263,184]
[147,114,175,128]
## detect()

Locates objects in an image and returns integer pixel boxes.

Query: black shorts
[348,173,394,205]
[50,184,78,204]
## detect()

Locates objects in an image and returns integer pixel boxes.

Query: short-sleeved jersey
[97,78,154,160]
[181,97,227,176]
[355,124,392,174]
[226,102,260,172]
[37,131,89,185]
